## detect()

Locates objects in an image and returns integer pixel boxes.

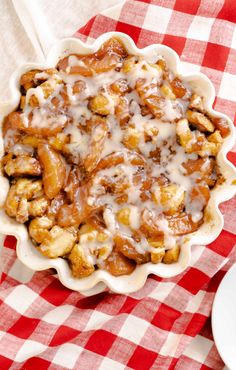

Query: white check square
[119,315,149,344]
[186,290,205,313]
[143,5,172,34]
[0,331,5,341]
[183,335,213,362]
[8,259,34,284]
[179,61,201,75]
[99,357,125,370]
[160,332,181,357]
[53,343,81,369]
[187,16,214,41]
[232,28,236,49]
[149,282,174,302]
[15,340,47,362]
[5,285,38,315]
[102,4,122,21]
[218,72,236,102]
[43,304,74,325]
[85,311,111,331]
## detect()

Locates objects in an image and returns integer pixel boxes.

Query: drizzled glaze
[3,38,227,275]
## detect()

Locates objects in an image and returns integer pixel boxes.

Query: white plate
[212,263,236,370]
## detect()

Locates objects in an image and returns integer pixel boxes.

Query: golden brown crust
[162,246,180,264]
[100,250,136,276]
[69,244,95,278]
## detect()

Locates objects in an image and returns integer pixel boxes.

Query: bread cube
[116,207,131,226]
[186,110,214,132]
[28,196,49,217]
[69,243,95,278]
[169,78,187,98]
[89,94,111,115]
[160,184,185,216]
[176,119,193,149]
[151,248,165,264]
[4,156,42,177]
[162,245,180,264]
[208,130,223,144]
[114,234,150,264]
[123,128,141,149]
[39,226,77,258]
[189,93,204,112]
[160,85,176,100]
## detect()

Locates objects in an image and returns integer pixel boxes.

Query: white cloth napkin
[0,0,123,102]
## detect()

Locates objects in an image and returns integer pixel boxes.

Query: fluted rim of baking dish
[0,32,235,295]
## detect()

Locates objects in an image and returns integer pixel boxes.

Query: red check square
[22,357,50,370]
[207,269,226,293]
[174,0,201,14]
[202,42,230,71]
[85,330,116,356]
[40,280,71,306]
[50,325,80,346]
[3,236,17,250]
[207,230,236,257]
[127,345,157,370]
[217,0,236,23]
[162,35,187,55]
[0,355,13,370]
[152,303,181,331]
[116,22,142,43]
[227,151,236,166]
[178,268,209,294]
[8,316,40,339]
[77,292,108,310]
[119,296,139,314]
[184,313,207,336]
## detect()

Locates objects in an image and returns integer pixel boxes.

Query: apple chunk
[38,142,66,199]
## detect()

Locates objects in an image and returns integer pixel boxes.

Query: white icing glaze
[26,86,46,106]
[101,116,124,157]
[12,46,216,264]
[10,143,34,156]
[64,124,89,160]
[103,207,118,233]
[126,60,162,88]
[129,206,140,230]
[161,99,182,121]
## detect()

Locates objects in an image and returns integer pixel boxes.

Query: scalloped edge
[0,32,235,295]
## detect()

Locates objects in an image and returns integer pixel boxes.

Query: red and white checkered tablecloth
[0,1,236,369]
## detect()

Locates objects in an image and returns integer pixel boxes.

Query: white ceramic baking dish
[0,32,235,295]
